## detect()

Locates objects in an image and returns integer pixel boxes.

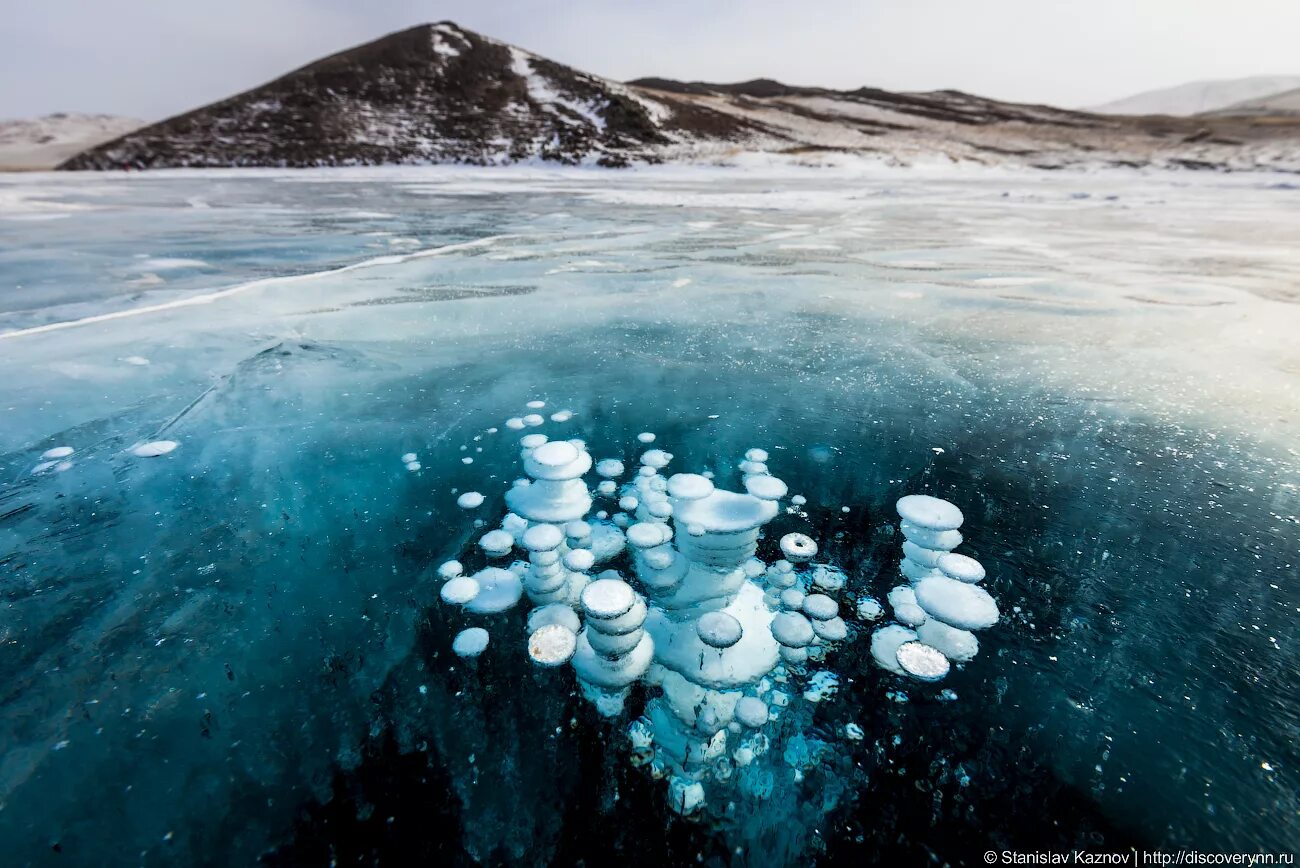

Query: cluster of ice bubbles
[433,402,1001,816]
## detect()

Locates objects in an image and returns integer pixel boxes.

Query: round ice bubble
[648,501,673,520]
[40,446,73,459]
[453,627,490,658]
[916,619,979,662]
[802,594,838,621]
[696,611,743,648]
[812,616,848,642]
[643,548,675,570]
[532,440,579,467]
[550,410,573,422]
[582,578,636,619]
[744,448,769,462]
[506,417,525,430]
[686,523,705,537]
[597,480,617,496]
[779,532,818,562]
[735,696,769,728]
[870,624,918,675]
[131,440,178,458]
[810,564,846,591]
[896,641,950,681]
[406,461,421,471]
[520,433,549,449]
[896,494,964,531]
[437,560,463,579]
[526,400,546,409]
[440,576,480,605]
[528,624,577,667]
[522,523,564,551]
[738,460,767,475]
[894,602,928,627]
[457,491,485,509]
[626,521,669,549]
[400,452,417,463]
[618,496,639,511]
[899,520,963,551]
[938,553,986,583]
[565,520,592,540]
[771,611,815,648]
[527,603,582,635]
[914,575,999,630]
[887,585,917,609]
[744,475,788,501]
[523,414,544,427]
[596,459,625,478]
[666,473,714,501]
[780,589,805,611]
[856,597,883,621]
[640,449,672,468]
[637,432,656,443]
[902,540,945,568]
[464,568,524,614]
[563,549,596,572]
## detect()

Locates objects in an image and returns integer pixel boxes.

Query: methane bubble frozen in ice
[522,523,564,552]
[914,575,1000,631]
[526,400,546,409]
[896,641,950,681]
[581,578,636,619]
[856,597,884,621]
[440,576,480,605]
[667,473,714,500]
[744,475,788,501]
[640,449,673,468]
[744,448,769,462]
[479,530,514,557]
[938,553,986,583]
[550,410,573,422]
[528,624,577,667]
[401,452,417,463]
[870,624,918,675]
[563,549,596,572]
[457,491,485,509]
[636,432,656,443]
[437,560,464,579]
[506,417,525,430]
[802,594,838,621]
[734,697,769,728]
[894,602,929,627]
[527,603,582,634]
[596,459,625,478]
[452,627,490,658]
[780,533,818,562]
[464,567,524,614]
[523,414,544,427]
[696,612,743,648]
[896,494,964,531]
[131,440,178,458]
[42,446,74,460]
[772,611,815,648]
[916,619,980,662]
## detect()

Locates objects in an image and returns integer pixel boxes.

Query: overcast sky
[3,0,1298,120]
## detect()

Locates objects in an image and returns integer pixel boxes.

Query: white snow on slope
[1089,75,1300,116]
[0,113,143,170]
[510,48,606,130]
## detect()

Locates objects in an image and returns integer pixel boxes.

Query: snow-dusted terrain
[0,114,142,170]
[57,23,1300,173]
[1090,74,1300,116]
[0,165,1297,864]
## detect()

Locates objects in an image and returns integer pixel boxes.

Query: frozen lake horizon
[1,163,1296,865]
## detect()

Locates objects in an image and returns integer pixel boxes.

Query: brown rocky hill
[61,23,1300,172]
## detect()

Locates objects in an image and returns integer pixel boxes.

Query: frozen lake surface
[0,165,1297,865]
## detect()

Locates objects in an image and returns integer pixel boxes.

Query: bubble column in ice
[895,493,964,583]
[634,470,785,814]
[504,436,595,605]
[872,495,1000,680]
[570,578,654,716]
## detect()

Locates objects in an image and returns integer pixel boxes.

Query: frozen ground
[0,164,1297,865]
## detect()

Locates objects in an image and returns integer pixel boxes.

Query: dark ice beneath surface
[0,168,1296,866]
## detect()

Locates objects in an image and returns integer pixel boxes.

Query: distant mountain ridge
[0,113,142,170]
[60,24,1300,173]
[1090,75,1300,116]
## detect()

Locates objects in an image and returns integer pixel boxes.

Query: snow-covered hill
[0,113,143,170]
[1207,87,1300,117]
[1090,76,1300,116]
[60,24,1300,173]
